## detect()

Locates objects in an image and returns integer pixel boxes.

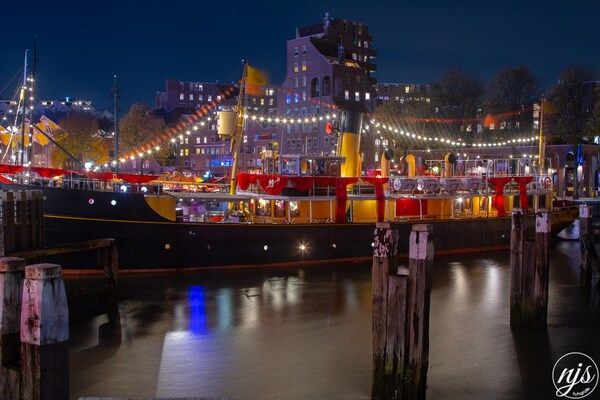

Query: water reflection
[67,240,599,399]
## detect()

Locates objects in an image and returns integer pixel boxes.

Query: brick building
[276,13,377,168]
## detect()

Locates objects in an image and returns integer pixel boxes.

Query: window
[294,93,299,103]
[301,107,307,115]
[260,98,265,105]
[189,94,194,101]
[180,82,184,91]
[302,45,306,56]
[207,95,212,101]
[365,92,371,100]
[355,92,360,101]
[189,83,194,90]
[269,98,274,106]
[198,84,203,91]
[301,60,307,71]
[302,76,307,87]
[203,137,208,144]
[302,92,307,103]
[198,95,203,101]
[294,76,299,88]
[286,94,291,104]
[195,148,201,154]
[344,90,349,100]
[179,93,184,100]
[196,137,201,144]
[294,47,298,57]
[294,62,299,73]
[184,148,189,156]
[217,95,221,101]
[286,125,292,135]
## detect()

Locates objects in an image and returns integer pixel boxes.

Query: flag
[245,65,268,96]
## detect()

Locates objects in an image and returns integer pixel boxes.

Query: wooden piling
[579,204,592,290]
[509,209,525,326]
[20,263,69,400]
[510,209,551,328]
[0,257,25,399]
[372,222,398,399]
[533,209,550,327]
[372,223,433,400]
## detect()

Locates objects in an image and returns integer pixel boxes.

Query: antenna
[111,74,120,171]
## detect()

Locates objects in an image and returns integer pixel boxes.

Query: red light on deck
[325,122,333,135]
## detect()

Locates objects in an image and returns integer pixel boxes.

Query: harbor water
[67,239,600,399]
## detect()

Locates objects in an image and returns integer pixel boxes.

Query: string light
[366,119,538,148]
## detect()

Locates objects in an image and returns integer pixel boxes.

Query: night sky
[1,0,598,111]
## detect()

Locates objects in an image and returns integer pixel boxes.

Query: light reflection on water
[67,240,599,400]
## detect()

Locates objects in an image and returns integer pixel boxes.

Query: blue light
[188,286,207,335]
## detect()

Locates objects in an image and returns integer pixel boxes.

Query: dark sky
[1,0,598,111]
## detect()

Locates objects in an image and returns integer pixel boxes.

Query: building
[376,82,433,104]
[155,79,233,112]
[276,13,377,166]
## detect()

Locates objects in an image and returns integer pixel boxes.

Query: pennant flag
[245,65,268,96]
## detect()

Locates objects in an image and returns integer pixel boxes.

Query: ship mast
[228,61,248,195]
[18,49,29,166]
[27,41,37,165]
[111,74,121,172]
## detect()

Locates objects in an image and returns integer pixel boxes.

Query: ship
[0,58,579,271]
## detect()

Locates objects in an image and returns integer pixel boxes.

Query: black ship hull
[2,184,577,270]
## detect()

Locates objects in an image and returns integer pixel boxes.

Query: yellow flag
[245,65,268,96]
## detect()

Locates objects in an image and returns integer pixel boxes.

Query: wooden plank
[520,241,535,327]
[9,238,114,259]
[2,192,16,254]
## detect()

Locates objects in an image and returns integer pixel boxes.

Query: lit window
[286,94,291,104]
[344,90,349,100]
[302,92,307,102]
[198,95,203,101]
[294,62,299,73]
[301,61,307,71]
[196,138,201,144]
[217,95,221,101]
[355,92,360,101]
[365,92,371,100]
[199,84,203,91]
[203,137,208,144]
[260,98,265,105]
[179,93,184,100]
[294,93,299,103]
[207,95,212,101]
[189,94,194,101]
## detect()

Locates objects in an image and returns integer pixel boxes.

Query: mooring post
[20,263,69,400]
[533,209,551,327]
[578,204,592,290]
[510,208,525,326]
[372,222,399,399]
[0,257,25,399]
[371,223,433,400]
[404,224,433,400]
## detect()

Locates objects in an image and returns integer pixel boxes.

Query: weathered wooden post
[372,222,399,399]
[511,209,551,328]
[578,204,592,290]
[404,224,433,400]
[20,263,69,400]
[372,223,433,400]
[533,209,551,327]
[510,209,525,326]
[0,257,25,399]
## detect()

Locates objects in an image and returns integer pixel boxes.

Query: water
[67,240,600,399]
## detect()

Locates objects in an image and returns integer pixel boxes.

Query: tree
[431,69,484,119]
[51,112,109,168]
[119,103,166,154]
[484,65,537,114]
[585,88,600,136]
[546,65,597,144]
